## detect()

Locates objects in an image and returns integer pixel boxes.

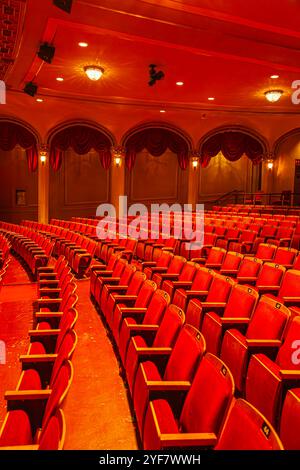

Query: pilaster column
[110,146,126,217]
[38,145,49,223]
[187,153,200,209]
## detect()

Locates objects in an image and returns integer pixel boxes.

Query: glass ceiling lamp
[84,65,104,81]
[264,89,283,103]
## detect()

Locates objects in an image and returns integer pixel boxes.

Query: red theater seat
[143,353,234,450]
[221,296,290,393]
[132,325,205,437]
[255,243,277,262]
[201,284,259,355]
[255,262,286,294]
[236,256,263,284]
[280,388,300,450]
[219,251,243,277]
[245,315,300,425]
[273,247,298,269]
[117,290,170,364]
[125,304,185,394]
[172,267,214,311]
[215,399,283,450]
[152,256,186,289]
[161,261,198,301]
[0,361,73,447]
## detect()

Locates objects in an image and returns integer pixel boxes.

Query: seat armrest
[28,329,60,337]
[20,354,57,363]
[5,390,52,401]
[280,370,300,380]
[159,432,217,449]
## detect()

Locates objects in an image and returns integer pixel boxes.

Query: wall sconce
[112,145,125,168]
[192,157,199,170]
[267,159,274,170]
[40,152,47,165]
[114,156,121,167]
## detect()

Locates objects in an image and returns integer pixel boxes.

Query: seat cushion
[0,410,33,446]
[143,399,179,450]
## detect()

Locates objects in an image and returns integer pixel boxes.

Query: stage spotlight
[148,64,165,86]
[24,82,38,97]
[53,0,73,13]
[38,43,56,64]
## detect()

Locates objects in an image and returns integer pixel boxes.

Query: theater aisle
[63,279,138,450]
[0,256,35,426]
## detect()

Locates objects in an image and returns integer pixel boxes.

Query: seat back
[38,409,66,450]
[246,296,290,339]
[216,399,283,450]
[42,360,73,429]
[191,267,214,291]
[180,354,234,434]
[280,388,300,450]
[220,251,243,271]
[238,256,263,278]
[142,290,170,325]
[51,330,78,385]
[163,325,206,381]
[255,243,277,261]
[178,261,198,281]
[156,251,173,268]
[134,280,157,308]
[279,269,300,299]
[224,284,258,319]
[119,264,136,286]
[153,305,185,348]
[276,316,300,368]
[126,271,146,295]
[260,226,277,238]
[274,247,297,266]
[166,255,186,274]
[256,263,286,288]
[206,274,235,303]
[206,247,226,265]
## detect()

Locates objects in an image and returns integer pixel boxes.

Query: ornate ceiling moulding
[0,0,27,81]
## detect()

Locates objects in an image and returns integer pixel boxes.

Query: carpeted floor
[63,279,138,450]
[0,257,36,426]
[0,256,138,450]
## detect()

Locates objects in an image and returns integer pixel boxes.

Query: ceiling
[2,0,300,123]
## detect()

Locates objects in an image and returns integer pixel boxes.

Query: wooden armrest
[113,295,138,302]
[201,302,226,309]
[135,347,172,356]
[237,276,257,282]
[37,298,62,305]
[29,329,60,337]
[257,286,280,292]
[171,281,193,288]
[280,370,300,380]
[37,267,55,273]
[246,339,282,348]
[221,317,250,325]
[150,267,168,273]
[5,390,51,401]
[20,354,57,363]
[35,312,63,318]
[39,280,59,286]
[0,445,39,450]
[160,273,180,280]
[185,290,208,297]
[39,288,61,294]
[147,380,191,391]
[160,432,217,448]
[128,324,159,332]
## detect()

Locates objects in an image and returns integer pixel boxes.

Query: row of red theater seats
[21,219,299,279]
[212,205,300,216]
[0,256,78,450]
[0,223,54,279]
[89,252,300,449]
[0,235,11,269]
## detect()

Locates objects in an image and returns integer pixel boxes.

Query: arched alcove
[47,121,115,219]
[122,122,192,206]
[0,118,39,222]
[197,126,268,202]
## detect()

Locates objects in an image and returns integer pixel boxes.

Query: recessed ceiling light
[176,81,184,86]
[56,77,64,82]
[270,74,279,79]
[208,97,215,101]
[36,98,43,102]
[160,109,166,113]
[78,42,88,48]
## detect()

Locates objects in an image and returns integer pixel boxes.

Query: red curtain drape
[200,132,264,168]
[0,122,38,171]
[50,125,112,171]
[125,128,189,171]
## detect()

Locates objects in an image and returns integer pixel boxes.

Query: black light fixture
[24,82,38,97]
[53,0,73,13]
[148,64,165,86]
[38,42,56,64]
